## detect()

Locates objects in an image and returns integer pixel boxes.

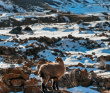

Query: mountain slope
[48,0,110,14]
[0,0,26,13]
[0,0,110,14]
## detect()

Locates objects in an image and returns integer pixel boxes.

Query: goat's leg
[56,81,59,90]
[52,78,58,90]
[55,76,62,90]
[42,82,46,92]
[52,80,56,90]
[41,80,47,92]
[42,77,49,92]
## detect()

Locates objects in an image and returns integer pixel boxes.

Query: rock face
[9,26,22,34]
[11,79,25,87]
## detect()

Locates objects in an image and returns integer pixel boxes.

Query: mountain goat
[38,57,65,92]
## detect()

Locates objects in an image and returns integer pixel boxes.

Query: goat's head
[55,57,63,63]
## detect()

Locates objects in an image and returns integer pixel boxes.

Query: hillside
[0,0,110,93]
[0,0,110,14]
[48,0,110,14]
[0,14,110,92]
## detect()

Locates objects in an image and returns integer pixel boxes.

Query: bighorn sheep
[38,57,65,92]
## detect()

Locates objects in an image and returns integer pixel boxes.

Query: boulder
[23,26,33,33]
[25,61,35,67]
[80,69,88,78]
[99,81,105,87]
[23,65,28,70]
[11,53,20,59]
[22,74,29,80]
[68,34,73,39]
[97,55,105,62]
[59,68,94,88]
[105,55,110,61]
[2,68,14,75]
[105,64,110,71]
[2,49,11,55]
[2,73,21,81]
[98,66,105,70]
[86,65,94,68]
[59,73,72,88]
[5,80,11,86]
[17,58,23,64]
[89,71,97,79]
[105,82,110,89]
[11,79,25,87]
[24,78,38,88]
[11,68,29,80]
[9,26,22,34]
[81,78,91,87]
[11,68,23,74]
[23,26,33,31]
[75,63,84,67]
[71,68,81,81]
[2,69,29,83]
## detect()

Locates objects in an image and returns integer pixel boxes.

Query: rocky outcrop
[59,68,91,88]
[23,26,33,34]
[24,78,41,93]
[97,55,110,61]
[59,68,110,92]
[2,68,29,87]
[9,26,22,34]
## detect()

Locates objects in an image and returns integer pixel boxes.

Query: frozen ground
[0,12,110,93]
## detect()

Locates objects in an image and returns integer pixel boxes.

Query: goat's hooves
[47,89,49,91]
[42,91,46,93]
[42,90,45,93]
[53,89,57,92]
[57,89,60,92]
[42,89,49,93]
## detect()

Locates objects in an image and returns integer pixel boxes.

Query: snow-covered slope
[0,0,110,14]
[48,0,110,14]
[0,0,25,13]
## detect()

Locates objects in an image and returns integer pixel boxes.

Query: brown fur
[38,57,65,91]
